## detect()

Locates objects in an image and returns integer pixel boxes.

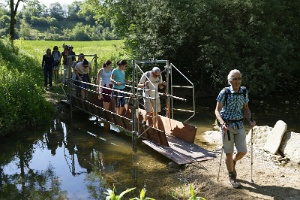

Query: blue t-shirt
[112,68,125,89]
[216,86,249,128]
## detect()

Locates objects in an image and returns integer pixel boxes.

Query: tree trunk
[9,0,15,41]
[9,0,21,42]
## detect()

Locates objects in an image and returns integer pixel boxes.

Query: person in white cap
[138,67,166,127]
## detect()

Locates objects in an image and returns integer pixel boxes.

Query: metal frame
[170,63,195,123]
[65,58,195,152]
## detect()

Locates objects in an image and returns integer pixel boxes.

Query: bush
[0,38,53,136]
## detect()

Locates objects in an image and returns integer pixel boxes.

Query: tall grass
[0,38,53,135]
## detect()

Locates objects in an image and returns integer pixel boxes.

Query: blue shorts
[113,89,126,108]
[220,127,247,154]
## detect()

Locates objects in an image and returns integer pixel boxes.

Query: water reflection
[0,117,169,199]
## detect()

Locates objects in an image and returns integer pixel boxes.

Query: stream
[0,95,299,199]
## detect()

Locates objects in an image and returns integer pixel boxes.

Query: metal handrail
[169,63,195,123]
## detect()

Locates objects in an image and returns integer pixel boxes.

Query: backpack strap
[223,87,231,106]
[224,86,247,106]
[240,86,247,98]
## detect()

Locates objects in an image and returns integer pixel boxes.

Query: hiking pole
[217,130,227,181]
[217,145,223,181]
[250,113,254,183]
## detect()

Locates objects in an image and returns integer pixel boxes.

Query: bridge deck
[62,92,215,165]
[143,136,215,165]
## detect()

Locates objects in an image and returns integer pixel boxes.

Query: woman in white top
[97,60,113,110]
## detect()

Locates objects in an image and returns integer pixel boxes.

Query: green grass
[15,40,128,75]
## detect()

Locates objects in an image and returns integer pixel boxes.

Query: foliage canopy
[86,0,300,97]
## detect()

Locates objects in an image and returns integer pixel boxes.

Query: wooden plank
[122,117,132,131]
[167,136,215,161]
[112,113,125,128]
[143,136,215,165]
[79,99,86,110]
[84,101,93,114]
[91,104,99,116]
[104,110,115,124]
[98,107,106,120]
[138,108,197,143]
[145,128,162,145]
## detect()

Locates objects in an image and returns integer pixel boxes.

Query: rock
[263,120,287,154]
[246,126,272,149]
[203,131,222,147]
[279,132,300,164]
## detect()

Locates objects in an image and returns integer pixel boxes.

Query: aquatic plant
[105,187,156,200]
[105,186,135,200]
[130,188,155,200]
[188,184,206,200]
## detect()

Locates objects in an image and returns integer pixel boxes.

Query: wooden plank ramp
[61,92,216,165]
[143,136,216,165]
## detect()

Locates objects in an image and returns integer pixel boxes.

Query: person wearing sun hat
[75,57,92,100]
[138,67,166,127]
[72,53,85,97]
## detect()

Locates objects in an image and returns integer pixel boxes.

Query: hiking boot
[229,172,241,188]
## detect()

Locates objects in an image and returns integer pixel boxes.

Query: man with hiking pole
[215,69,256,188]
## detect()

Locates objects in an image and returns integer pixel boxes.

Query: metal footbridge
[62,58,215,165]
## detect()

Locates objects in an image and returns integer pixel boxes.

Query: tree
[21,0,46,23]
[49,2,65,21]
[87,0,300,98]
[0,15,10,35]
[8,0,27,41]
[67,1,82,20]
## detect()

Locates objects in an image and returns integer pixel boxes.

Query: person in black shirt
[42,48,54,90]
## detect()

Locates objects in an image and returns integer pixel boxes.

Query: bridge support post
[131,60,137,152]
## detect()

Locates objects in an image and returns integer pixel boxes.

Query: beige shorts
[220,127,247,153]
[144,97,161,113]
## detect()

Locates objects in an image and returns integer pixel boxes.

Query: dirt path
[169,147,300,200]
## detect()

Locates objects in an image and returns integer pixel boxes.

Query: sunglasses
[232,77,242,81]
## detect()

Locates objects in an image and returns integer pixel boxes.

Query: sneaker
[229,172,241,188]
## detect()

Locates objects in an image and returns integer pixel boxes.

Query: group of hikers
[41,44,76,89]
[96,60,166,126]
[41,45,166,126]
[42,45,257,188]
